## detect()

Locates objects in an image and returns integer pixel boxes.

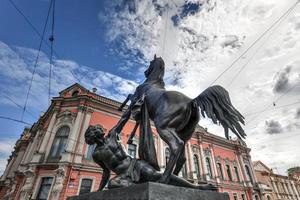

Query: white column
[60,108,84,162]
[199,145,209,180]
[187,142,196,179]
[39,111,58,154]
[209,145,219,183]
[158,137,165,168]
[291,181,299,197]
[74,109,93,163]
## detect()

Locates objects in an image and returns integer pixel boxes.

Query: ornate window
[86,144,96,160]
[245,165,253,184]
[79,178,93,195]
[49,126,70,161]
[193,155,201,179]
[217,163,224,180]
[226,164,233,181]
[205,157,213,179]
[36,177,53,200]
[165,147,170,165]
[233,193,238,200]
[128,144,137,158]
[180,163,188,178]
[234,166,240,182]
[241,194,246,200]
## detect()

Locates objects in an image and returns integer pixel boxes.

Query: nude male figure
[85,108,216,191]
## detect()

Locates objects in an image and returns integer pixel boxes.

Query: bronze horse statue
[119,55,245,184]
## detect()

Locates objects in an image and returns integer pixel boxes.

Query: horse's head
[144,55,165,81]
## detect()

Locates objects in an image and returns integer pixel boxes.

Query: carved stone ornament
[203,148,211,157]
[57,110,76,124]
[19,168,36,200]
[215,156,222,163]
[52,166,66,200]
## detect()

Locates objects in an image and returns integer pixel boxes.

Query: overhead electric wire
[162,0,170,58]
[226,6,294,88]
[0,116,32,125]
[7,0,82,84]
[0,94,36,118]
[209,0,300,86]
[48,0,56,105]
[21,0,54,121]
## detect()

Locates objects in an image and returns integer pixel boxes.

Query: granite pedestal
[68,182,229,200]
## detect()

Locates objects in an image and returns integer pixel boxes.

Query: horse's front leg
[118,94,132,111]
[127,121,139,144]
[156,127,184,184]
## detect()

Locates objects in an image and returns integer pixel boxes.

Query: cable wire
[21,0,53,120]
[209,0,300,86]
[7,0,82,84]
[48,0,56,105]
[226,4,295,88]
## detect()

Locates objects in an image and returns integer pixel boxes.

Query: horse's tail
[193,85,246,139]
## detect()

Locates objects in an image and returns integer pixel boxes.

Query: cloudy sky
[0,0,299,175]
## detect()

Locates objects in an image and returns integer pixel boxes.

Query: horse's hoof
[198,184,218,191]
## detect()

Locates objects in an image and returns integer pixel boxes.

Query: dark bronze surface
[86,56,244,191]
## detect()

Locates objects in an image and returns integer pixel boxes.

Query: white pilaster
[39,111,58,154]
[61,108,84,162]
[74,109,93,163]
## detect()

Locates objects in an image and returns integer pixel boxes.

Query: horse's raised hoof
[197,183,218,191]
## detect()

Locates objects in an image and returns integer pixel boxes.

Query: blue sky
[0,0,300,174]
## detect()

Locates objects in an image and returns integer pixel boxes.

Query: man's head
[85,125,105,145]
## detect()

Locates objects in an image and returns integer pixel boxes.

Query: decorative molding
[57,110,76,125]
[52,165,66,200]
[203,148,211,157]
[215,156,222,163]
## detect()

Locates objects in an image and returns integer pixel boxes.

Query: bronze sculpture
[86,56,245,189]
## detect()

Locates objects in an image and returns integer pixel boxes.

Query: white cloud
[0,138,16,175]
[99,0,300,174]
[0,41,137,114]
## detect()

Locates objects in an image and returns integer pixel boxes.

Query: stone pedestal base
[68,182,229,200]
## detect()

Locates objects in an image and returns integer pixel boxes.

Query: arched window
[193,155,201,179]
[72,90,79,97]
[128,144,137,158]
[86,144,96,160]
[180,163,188,178]
[217,163,224,180]
[165,147,170,165]
[234,166,240,182]
[205,157,213,179]
[226,164,233,181]
[267,195,271,200]
[245,165,253,184]
[49,126,70,160]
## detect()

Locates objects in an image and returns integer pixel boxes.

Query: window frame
[205,157,213,179]
[217,162,224,180]
[77,177,95,195]
[226,164,233,181]
[128,143,137,158]
[32,175,54,200]
[48,126,70,162]
[193,154,201,179]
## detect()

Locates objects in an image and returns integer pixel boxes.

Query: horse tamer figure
[118,55,245,184]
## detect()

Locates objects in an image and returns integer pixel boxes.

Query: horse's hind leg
[173,143,186,176]
[156,127,184,184]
